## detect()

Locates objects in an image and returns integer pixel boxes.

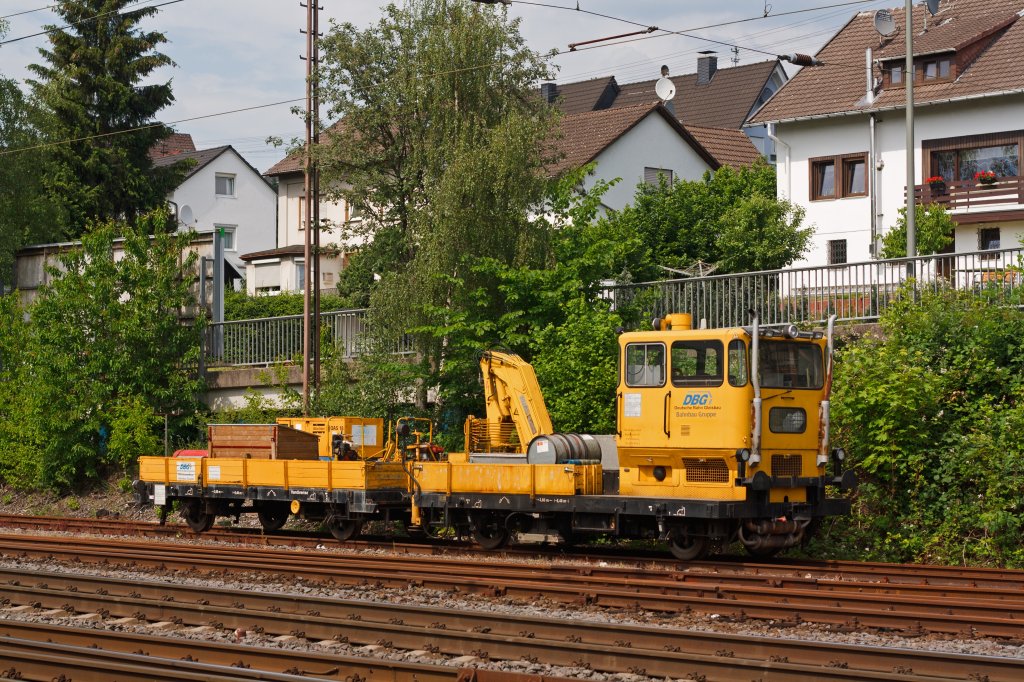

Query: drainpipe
[766,124,791,200]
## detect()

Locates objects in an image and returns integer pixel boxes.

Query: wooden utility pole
[301,0,322,414]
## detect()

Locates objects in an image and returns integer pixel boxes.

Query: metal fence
[206,308,379,366]
[205,247,1023,366]
[604,247,1024,328]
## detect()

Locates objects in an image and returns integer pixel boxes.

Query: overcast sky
[0,0,895,171]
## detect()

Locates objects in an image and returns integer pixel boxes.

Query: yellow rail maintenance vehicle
[134,416,410,541]
[411,313,855,560]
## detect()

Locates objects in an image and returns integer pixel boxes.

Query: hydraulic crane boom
[480,351,553,451]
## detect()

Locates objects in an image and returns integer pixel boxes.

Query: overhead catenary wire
[0,0,183,46]
[513,0,874,71]
[0,0,873,157]
[560,0,891,82]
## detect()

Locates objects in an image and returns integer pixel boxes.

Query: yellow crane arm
[480,351,554,451]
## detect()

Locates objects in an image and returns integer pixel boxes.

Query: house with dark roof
[545,55,787,158]
[750,0,1024,269]
[253,135,358,296]
[153,141,277,280]
[551,102,759,211]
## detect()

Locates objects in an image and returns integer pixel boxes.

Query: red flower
[925,176,945,184]
[974,170,997,182]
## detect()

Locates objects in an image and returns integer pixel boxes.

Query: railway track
[1,531,1024,639]
[1,566,1021,681]
[2,513,1022,592]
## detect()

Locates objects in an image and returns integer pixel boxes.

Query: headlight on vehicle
[769,407,806,433]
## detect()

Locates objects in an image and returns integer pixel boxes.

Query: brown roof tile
[547,102,719,176]
[264,150,304,176]
[240,244,306,261]
[548,76,620,114]
[149,133,195,160]
[613,61,780,129]
[751,0,1024,124]
[685,125,762,168]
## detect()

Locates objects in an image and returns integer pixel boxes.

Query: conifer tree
[27,0,185,234]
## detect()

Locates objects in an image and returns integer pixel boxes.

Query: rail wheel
[328,516,363,542]
[181,500,215,534]
[256,502,290,532]
[471,513,510,550]
[667,525,708,561]
[745,544,782,559]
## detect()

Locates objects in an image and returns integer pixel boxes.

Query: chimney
[540,82,557,104]
[697,51,718,84]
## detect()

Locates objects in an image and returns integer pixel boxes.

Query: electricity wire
[0,0,182,46]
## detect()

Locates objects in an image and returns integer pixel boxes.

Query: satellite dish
[655,77,676,102]
[925,0,940,15]
[180,205,194,225]
[873,9,896,37]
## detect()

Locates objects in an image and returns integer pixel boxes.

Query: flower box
[925,175,946,193]
[974,170,997,186]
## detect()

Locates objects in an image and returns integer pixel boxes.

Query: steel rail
[2,533,1024,638]
[0,620,463,682]
[3,514,1024,591]
[3,570,1018,681]
[0,636,330,681]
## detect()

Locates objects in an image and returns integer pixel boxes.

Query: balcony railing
[912,175,1024,212]
[204,248,1024,367]
[604,246,1024,328]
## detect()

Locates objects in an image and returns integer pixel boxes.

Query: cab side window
[671,340,723,387]
[625,343,665,387]
[728,339,748,387]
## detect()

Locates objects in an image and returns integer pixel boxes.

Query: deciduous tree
[0,213,204,489]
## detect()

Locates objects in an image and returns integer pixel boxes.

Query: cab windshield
[759,340,823,389]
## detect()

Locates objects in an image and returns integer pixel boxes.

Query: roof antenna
[655,65,676,115]
[763,1,772,17]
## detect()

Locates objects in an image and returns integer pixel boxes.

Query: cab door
[618,341,669,449]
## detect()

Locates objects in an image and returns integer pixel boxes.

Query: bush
[827,286,1024,566]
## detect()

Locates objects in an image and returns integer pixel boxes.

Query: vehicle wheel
[667,526,708,561]
[182,500,214,534]
[257,502,290,532]
[745,544,782,559]
[471,514,510,550]
[328,517,363,542]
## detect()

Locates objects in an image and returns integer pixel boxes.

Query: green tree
[316,0,557,412]
[880,204,955,259]
[0,79,61,288]
[27,0,186,233]
[604,161,809,279]
[0,212,205,489]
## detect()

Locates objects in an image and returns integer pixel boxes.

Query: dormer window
[882,54,955,88]
[922,57,952,81]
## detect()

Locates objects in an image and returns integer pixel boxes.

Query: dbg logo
[681,392,712,406]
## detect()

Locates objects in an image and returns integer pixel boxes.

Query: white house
[152,137,277,279]
[750,0,1024,269]
[244,148,359,295]
[550,102,761,212]
[547,55,788,160]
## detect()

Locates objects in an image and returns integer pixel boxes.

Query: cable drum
[527,433,602,464]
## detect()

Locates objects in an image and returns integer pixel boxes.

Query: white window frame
[215,173,236,197]
[644,167,674,186]
[294,258,305,293]
[215,224,237,251]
